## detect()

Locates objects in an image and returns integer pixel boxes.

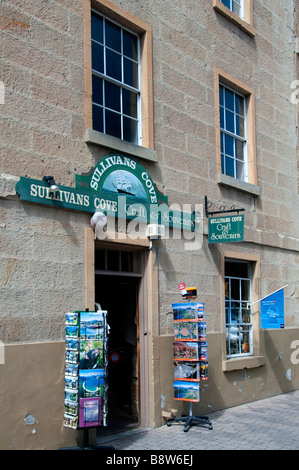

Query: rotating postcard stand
[62,308,113,450]
[167,288,212,432]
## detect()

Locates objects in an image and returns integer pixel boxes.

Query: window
[213,0,255,37]
[220,84,246,180]
[220,0,244,19]
[214,68,259,194]
[91,11,141,144]
[95,247,141,274]
[225,259,252,358]
[83,0,156,161]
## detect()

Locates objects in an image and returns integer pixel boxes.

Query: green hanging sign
[208,215,244,243]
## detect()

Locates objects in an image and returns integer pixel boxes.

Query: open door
[95,271,140,435]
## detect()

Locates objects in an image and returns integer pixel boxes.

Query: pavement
[96,390,299,451]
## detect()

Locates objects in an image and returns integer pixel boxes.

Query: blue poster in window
[260,289,285,329]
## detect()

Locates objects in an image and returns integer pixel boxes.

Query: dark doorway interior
[95,274,139,436]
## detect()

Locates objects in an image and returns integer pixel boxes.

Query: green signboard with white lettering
[15,154,196,231]
[208,215,244,243]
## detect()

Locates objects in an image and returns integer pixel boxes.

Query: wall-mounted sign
[261,289,285,329]
[208,215,244,243]
[15,154,196,231]
[75,154,167,206]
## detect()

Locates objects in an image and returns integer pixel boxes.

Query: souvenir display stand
[167,299,213,432]
[63,308,111,449]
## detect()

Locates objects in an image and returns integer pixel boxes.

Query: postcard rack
[167,301,213,432]
[63,308,109,434]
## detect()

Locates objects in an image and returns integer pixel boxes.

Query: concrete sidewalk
[96,390,299,450]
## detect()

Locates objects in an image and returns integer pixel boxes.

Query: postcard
[79,397,101,428]
[199,342,208,361]
[80,314,104,340]
[173,380,200,402]
[63,414,78,429]
[173,342,200,361]
[79,340,104,369]
[172,303,205,321]
[65,350,78,364]
[65,338,79,351]
[66,325,79,338]
[65,389,78,404]
[64,402,78,417]
[65,312,79,326]
[79,369,104,398]
[174,321,206,342]
[200,362,208,381]
[65,375,78,390]
[174,362,200,382]
[65,362,78,376]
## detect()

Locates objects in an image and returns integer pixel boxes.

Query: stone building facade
[0,0,299,449]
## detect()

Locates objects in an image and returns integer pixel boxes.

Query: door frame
[84,227,152,429]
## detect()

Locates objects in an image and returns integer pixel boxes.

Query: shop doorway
[94,246,144,436]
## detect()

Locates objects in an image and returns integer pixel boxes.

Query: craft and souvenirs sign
[208,215,244,243]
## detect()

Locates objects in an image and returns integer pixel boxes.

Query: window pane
[105,81,120,112]
[220,106,224,129]
[224,156,235,177]
[237,159,245,180]
[106,49,121,81]
[235,94,244,117]
[92,41,104,74]
[105,20,121,52]
[92,75,103,105]
[225,133,234,156]
[92,104,103,133]
[232,0,241,17]
[91,12,103,43]
[121,251,133,272]
[225,88,234,111]
[124,58,138,88]
[221,0,231,9]
[123,31,138,60]
[123,116,138,144]
[219,85,224,106]
[235,139,243,160]
[225,109,235,133]
[123,89,137,118]
[105,109,121,139]
[236,115,245,137]
[107,249,119,271]
[95,248,105,270]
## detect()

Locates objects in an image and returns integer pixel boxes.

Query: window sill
[217,173,260,197]
[85,129,157,163]
[222,355,265,372]
[213,0,256,37]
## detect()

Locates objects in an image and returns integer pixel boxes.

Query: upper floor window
[213,0,255,37]
[91,10,141,145]
[220,0,244,20]
[214,68,259,194]
[220,84,246,181]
